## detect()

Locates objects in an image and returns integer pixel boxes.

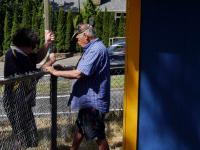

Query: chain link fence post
[50,75,57,150]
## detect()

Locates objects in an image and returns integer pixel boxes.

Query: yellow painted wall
[123,0,141,149]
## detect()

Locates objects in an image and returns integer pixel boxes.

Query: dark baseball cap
[72,23,93,40]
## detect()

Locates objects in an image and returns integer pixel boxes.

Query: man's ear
[85,33,90,42]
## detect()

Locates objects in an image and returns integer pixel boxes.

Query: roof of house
[51,0,126,12]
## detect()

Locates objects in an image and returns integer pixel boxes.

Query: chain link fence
[0,73,52,150]
[0,66,124,150]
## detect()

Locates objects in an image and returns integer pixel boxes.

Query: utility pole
[44,1,57,149]
[44,0,50,30]
[39,0,51,66]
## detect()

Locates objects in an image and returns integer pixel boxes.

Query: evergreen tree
[109,12,116,38]
[118,13,125,37]
[32,3,38,31]
[102,8,110,46]
[49,4,53,30]
[0,0,14,55]
[50,1,58,32]
[65,10,74,53]
[73,14,83,28]
[11,0,21,36]
[0,26,3,55]
[39,18,44,48]
[11,12,18,37]
[0,0,7,55]
[38,2,44,47]
[21,0,32,28]
[52,11,59,33]
[3,11,12,54]
[94,11,103,39]
[73,14,83,53]
[56,6,66,52]
[82,0,97,23]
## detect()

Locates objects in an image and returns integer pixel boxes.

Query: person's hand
[49,53,56,64]
[41,53,56,69]
[45,30,55,45]
[43,66,56,74]
[53,64,65,70]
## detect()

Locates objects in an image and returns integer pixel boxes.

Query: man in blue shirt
[45,23,110,150]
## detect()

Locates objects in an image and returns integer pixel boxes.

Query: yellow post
[123,0,141,149]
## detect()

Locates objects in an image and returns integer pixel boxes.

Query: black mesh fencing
[0,72,52,150]
[0,66,124,149]
[56,67,125,149]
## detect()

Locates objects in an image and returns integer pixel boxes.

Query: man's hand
[45,30,55,47]
[41,53,56,69]
[43,66,56,75]
[49,53,56,64]
[53,64,74,71]
[37,31,55,64]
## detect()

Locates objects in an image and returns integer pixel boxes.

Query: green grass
[36,75,124,94]
[36,80,71,94]
[0,75,125,95]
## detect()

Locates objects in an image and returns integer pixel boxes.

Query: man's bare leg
[96,139,109,150]
[70,130,84,150]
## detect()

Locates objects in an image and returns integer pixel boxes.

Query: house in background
[51,0,126,20]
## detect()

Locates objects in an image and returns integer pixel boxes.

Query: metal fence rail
[0,67,124,149]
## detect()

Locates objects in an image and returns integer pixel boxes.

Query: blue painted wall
[138,1,200,150]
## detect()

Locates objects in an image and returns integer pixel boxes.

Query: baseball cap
[72,23,93,40]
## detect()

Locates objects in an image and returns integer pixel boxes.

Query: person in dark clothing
[3,28,55,148]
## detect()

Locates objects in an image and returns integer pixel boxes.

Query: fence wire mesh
[0,67,124,150]
[55,67,124,149]
[0,74,51,150]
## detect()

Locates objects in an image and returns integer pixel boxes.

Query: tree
[32,3,39,32]
[56,6,66,52]
[73,14,83,28]
[39,18,44,48]
[0,0,7,55]
[21,0,32,28]
[11,0,21,36]
[1,0,24,55]
[102,8,110,46]
[52,11,59,33]
[38,2,44,47]
[109,12,116,38]
[82,0,97,23]
[3,11,12,54]
[94,11,103,39]
[72,14,83,53]
[65,10,75,53]
[118,13,125,37]
[49,1,59,33]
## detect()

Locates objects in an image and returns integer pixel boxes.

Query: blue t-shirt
[71,38,110,113]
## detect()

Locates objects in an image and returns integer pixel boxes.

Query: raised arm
[36,30,55,63]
